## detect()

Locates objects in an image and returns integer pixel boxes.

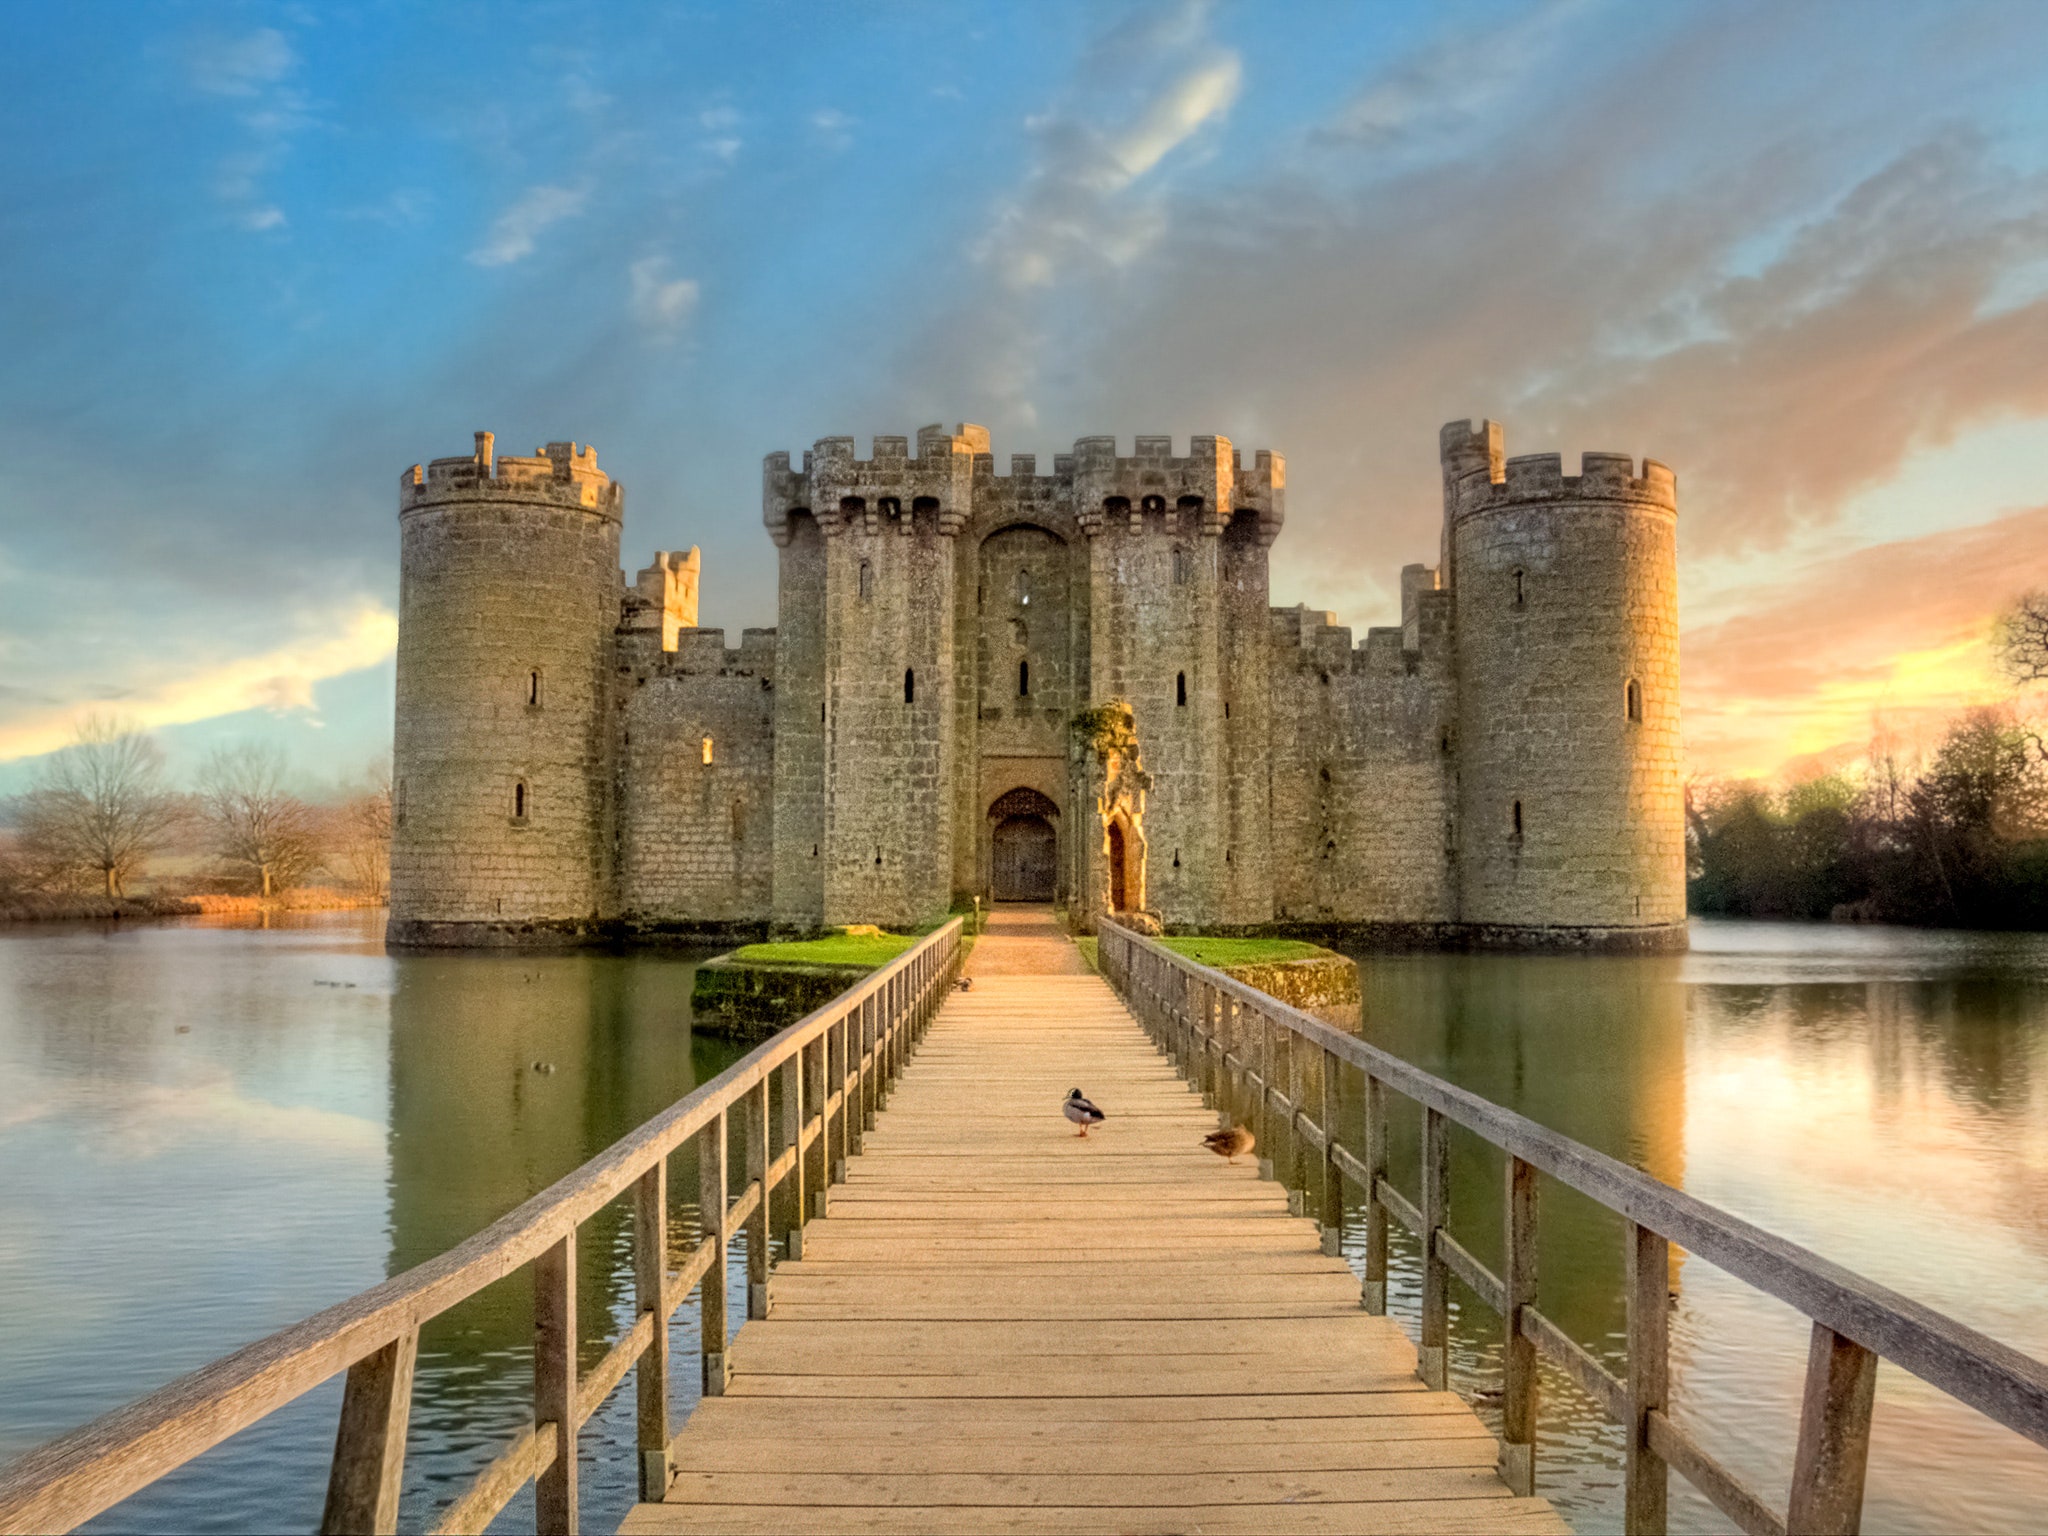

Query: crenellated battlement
[763,427,1286,545]
[1442,420,1675,521]
[402,431,623,519]
[659,626,777,678]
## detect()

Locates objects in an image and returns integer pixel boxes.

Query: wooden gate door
[993,815,1057,902]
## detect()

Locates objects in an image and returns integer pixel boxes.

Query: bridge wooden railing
[0,919,964,1536]
[1098,919,2048,1536]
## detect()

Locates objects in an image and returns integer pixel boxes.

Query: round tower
[389,433,624,945]
[1445,419,1684,949]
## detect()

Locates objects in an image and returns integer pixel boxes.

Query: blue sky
[4,0,2048,790]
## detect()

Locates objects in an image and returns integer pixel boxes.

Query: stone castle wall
[1446,422,1685,938]
[389,436,622,944]
[390,418,1686,950]
[615,627,776,933]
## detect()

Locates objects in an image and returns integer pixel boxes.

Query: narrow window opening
[1626,678,1643,722]
[528,670,541,706]
[904,668,916,703]
[701,735,714,765]
[1018,659,1030,697]
[730,799,745,841]
[1511,799,1523,839]
[1173,548,1188,586]
[820,701,825,722]
[858,560,873,601]
[513,781,527,820]
[1014,569,1032,606]
[1513,568,1526,608]
[395,779,406,828]
[1176,672,1187,707]
[1224,701,1230,719]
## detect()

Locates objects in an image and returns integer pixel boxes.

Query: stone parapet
[402,432,622,520]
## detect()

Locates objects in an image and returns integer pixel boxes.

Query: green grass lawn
[728,932,917,968]
[1158,936,1335,968]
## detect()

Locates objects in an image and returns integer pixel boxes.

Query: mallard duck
[1063,1089,1106,1137]
[1203,1125,1255,1163]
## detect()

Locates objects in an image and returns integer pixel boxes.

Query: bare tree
[335,761,393,901]
[1996,590,2048,685]
[198,743,319,897]
[12,716,183,896]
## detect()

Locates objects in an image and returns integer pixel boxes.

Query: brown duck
[1203,1125,1256,1164]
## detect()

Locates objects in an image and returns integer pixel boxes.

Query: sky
[3,0,2048,793]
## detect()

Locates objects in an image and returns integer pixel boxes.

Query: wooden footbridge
[3,909,2046,1536]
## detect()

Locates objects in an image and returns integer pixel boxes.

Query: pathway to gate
[623,907,1564,1534]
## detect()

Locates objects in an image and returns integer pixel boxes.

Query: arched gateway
[988,787,1059,903]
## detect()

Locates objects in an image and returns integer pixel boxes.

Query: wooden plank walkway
[621,908,1566,1535]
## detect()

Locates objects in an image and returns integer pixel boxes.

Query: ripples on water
[1338,917,2048,1533]
[1,913,2045,1532]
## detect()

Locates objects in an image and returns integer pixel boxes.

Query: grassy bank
[1158,936,1332,967]
[729,932,917,968]
[0,894,202,924]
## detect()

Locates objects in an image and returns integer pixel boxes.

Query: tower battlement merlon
[801,427,980,538]
[1441,419,1675,521]
[1068,433,1282,540]
[401,430,623,519]
[763,449,810,547]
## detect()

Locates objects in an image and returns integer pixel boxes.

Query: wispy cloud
[1684,503,2048,776]
[922,1,1242,420]
[469,183,587,267]
[810,107,855,150]
[190,26,311,236]
[1314,0,1589,150]
[188,27,296,98]
[0,605,396,764]
[629,256,700,335]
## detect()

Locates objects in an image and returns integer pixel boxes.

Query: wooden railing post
[806,1035,831,1218]
[861,997,878,1134]
[1284,1029,1306,1214]
[782,1054,807,1258]
[1318,1049,1344,1258]
[1202,984,1220,1108]
[744,1081,770,1320]
[318,1328,417,1535]
[1625,1220,1670,1535]
[633,1161,670,1501]
[1255,1010,1276,1182]
[1362,1072,1388,1314]
[1499,1156,1538,1497]
[1787,1323,1879,1536]
[830,1016,849,1183]
[698,1114,729,1397]
[533,1232,577,1535]
[1419,1106,1450,1389]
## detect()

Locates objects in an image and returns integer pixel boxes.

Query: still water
[0,914,2044,1533]
[1339,919,2048,1533]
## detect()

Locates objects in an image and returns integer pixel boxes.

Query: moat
[1,913,2044,1533]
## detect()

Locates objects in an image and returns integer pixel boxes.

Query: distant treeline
[1689,710,2048,927]
[0,715,390,911]
[1689,594,2048,930]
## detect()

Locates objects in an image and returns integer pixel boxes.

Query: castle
[388,421,1684,950]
